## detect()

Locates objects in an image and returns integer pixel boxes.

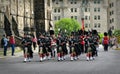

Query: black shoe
[12,55,15,56]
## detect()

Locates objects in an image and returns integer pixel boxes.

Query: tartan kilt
[23,46,29,54]
[70,46,75,54]
[57,46,62,53]
[39,46,47,54]
[87,47,92,52]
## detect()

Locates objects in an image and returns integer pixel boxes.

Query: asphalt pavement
[0,45,120,74]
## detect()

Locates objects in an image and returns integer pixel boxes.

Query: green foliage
[113,30,120,36]
[113,30,120,43]
[55,18,81,35]
[98,33,104,44]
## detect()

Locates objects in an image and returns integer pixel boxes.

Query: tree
[55,18,81,35]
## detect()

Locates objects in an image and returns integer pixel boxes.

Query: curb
[0,47,38,59]
[0,47,23,59]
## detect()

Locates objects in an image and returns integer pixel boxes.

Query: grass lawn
[115,48,120,50]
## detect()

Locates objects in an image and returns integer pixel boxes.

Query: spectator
[109,36,118,49]
[2,35,9,56]
[102,32,109,51]
[9,35,15,56]
[108,27,112,37]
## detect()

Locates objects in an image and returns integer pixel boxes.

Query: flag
[81,18,85,31]
[4,14,12,36]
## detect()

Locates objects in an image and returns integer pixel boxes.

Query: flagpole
[81,0,89,34]
[81,0,85,35]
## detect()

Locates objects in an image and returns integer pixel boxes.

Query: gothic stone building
[0,0,52,37]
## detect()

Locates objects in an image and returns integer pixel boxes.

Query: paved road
[0,45,120,74]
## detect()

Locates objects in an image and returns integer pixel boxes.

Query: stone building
[0,0,52,37]
[0,0,120,37]
[109,0,120,30]
[51,0,112,33]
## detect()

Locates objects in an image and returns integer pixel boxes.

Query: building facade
[52,0,110,33]
[0,0,52,37]
[109,0,120,30]
[0,0,120,37]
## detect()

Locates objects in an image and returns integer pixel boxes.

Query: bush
[98,33,104,44]
[113,30,120,43]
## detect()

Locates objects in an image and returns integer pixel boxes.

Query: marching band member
[69,35,76,61]
[37,33,46,62]
[56,34,64,61]
[50,36,57,58]
[21,34,32,62]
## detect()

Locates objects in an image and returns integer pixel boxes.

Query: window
[94,0,96,4]
[85,8,87,12]
[54,8,61,13]
[58,9,60,13]
[112,26,114,30]
[98,0,100,4]
[94,23,97,28]
[85,16,88,20]
[54,9,57,13]
[71,16,73,19]
[71,16,77,20]
[111,3,114,7]
[110,19,112,23]
[47,0,50,6]
[59,0,63,2]
[109,3,111,8]
[56,2,59,4]
[109,2,114,8]
[98,15,100,20]
[54,16,57,20]
[94,8,97,12]
[94,0,100,4]
[85,23,88,28]
[71,0,73,4]
[98,8,100,12]
[75,16,77,20]
[112,11,114,15]
[74,1,77,4]
[110,12,112,16]
[112,18,114,23]
[75,8,77,12]
[71,8,73,12]
[71,8,77,12]
[54,16,61,20]
[58,16,61,20]
[98,23,101,28]
[71,0,77,4]
[94,16,97,20]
